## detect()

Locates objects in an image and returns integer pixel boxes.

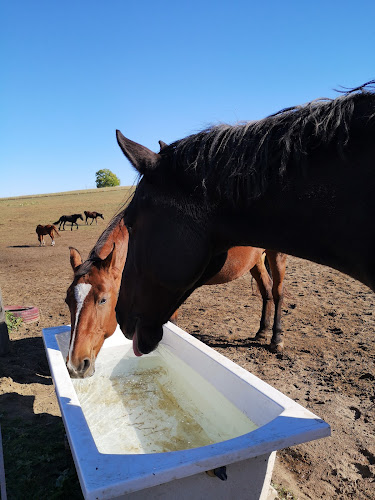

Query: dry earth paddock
[0,187,374,499]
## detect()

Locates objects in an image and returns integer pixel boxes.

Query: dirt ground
[0,190,374,499]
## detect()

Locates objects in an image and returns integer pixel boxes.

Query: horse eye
[99,297,107,305]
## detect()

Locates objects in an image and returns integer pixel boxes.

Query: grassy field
[0,186,134,246]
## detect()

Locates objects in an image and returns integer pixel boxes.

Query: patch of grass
[272,482,297,499]
[2,415,83,499]
[5,312,23,332]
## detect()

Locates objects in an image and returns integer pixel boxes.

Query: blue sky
[1,0,374,198]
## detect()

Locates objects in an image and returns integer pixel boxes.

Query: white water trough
[43,323,330,500]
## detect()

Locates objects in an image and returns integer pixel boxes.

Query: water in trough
[72,343,258,454]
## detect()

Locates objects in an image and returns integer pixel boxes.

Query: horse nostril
[81,358,91,373]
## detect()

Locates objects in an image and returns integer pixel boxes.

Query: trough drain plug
[206,466,227,481]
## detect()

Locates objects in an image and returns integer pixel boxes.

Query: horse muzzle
[135,320,164,356]
[67,356,95,378]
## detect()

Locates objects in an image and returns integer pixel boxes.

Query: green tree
[95,169,120,188]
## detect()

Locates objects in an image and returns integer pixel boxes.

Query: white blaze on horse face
[68,283,92,368]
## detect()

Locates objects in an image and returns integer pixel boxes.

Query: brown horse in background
[36,224,60,246]
[84,211,104,224]
[65,211,287,378]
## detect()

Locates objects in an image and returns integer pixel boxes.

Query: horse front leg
[267,251,287,353]
[250,254,273,342]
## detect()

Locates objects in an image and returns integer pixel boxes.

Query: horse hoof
[270,342,284,354]
[253,332,268,342]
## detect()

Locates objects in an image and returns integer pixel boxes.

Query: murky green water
[72,344,257,454]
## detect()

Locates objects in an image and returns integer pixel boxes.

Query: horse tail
[52,225,61,237]
[264,254,272,279]
[53,218,61,224]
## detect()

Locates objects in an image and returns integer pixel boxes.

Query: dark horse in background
[116,81,375,357]
[36,224,60,246]
[84,210,104,224]
[54,213,83,231]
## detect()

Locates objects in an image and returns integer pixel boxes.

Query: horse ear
[158,140,168,151]
[69,247,82,271]
[116,130,159,175]
[100,243,117,271]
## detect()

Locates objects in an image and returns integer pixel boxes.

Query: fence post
[0,288,10,356]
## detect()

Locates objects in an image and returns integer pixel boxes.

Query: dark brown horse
[65,212,287,378]
[115,81,375,357]
[54,214,83,230]
[36,224,60,246]
[84,211,104,224]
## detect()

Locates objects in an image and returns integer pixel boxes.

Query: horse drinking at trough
[54,213,83,230]
[65,213,287,378]
[84,210,104,224]
[115,81,375,357]
[66,214,129,377]
[36,224,60,246]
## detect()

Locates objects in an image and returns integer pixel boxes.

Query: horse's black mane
[158,80,375,205]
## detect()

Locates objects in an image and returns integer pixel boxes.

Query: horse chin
[135,322,163,356]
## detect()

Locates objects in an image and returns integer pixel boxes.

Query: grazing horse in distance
[54,213,83,231]
[36,224,60,246]
[84,210,104,225]
[65,210,287,378]
[115,81,375,357]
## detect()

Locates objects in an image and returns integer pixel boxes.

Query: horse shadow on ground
[191,332,276,353]
[0,336,53,385]
[7,245,36,248]
[0,393,53,420]
[0,392,82,500]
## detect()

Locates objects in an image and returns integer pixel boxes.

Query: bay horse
[66,213,129,378]
[65,213,287,378]
[54,213,83,231]
[115,81,375,357]
[36,224,60,246]
[84,210,104,224]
